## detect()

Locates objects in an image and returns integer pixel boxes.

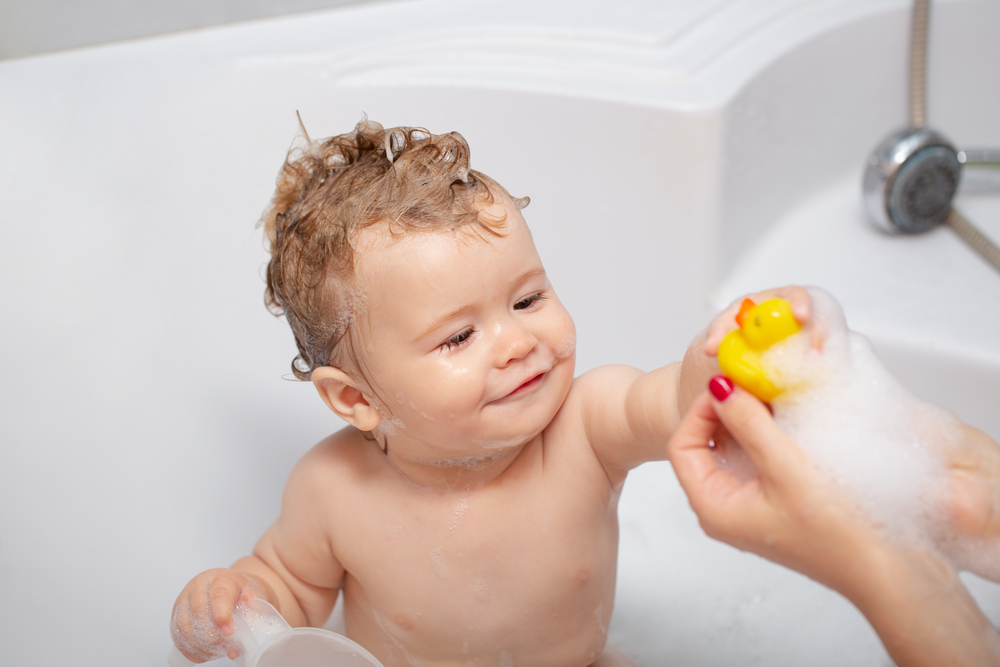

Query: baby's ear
[311,367,381,432]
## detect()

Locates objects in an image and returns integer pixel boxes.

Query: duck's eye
[754,316,762,327]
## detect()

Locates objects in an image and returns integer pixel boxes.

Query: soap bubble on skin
[474,577,491,603]
[555,333,576,360]
[430,547,449,579]
[424,451,508,471]
[445,493,470,536]
[375,404,406,438]
[761,287,957,553]
[473,435,529,450]
[170,579,265,662]
[171,601,235,662]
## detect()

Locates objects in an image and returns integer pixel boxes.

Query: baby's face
[352,198,576,465]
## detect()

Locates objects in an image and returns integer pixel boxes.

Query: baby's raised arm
[170,448,344,662]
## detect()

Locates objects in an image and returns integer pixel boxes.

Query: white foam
[474,577,491,602]
[169,580,255,662]
[555,333,577,359]
[446,494,470,536]
[762,287,962,557]
[429,547,449,579]
[473,435,529,450]
[374,404,406,438]
[424,451,508,470]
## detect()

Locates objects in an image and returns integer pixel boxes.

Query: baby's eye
[514,293,546,310]
[441,327,474,351]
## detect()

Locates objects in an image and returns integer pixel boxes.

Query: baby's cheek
[415,366,483,417]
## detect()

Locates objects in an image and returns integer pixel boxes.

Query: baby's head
[262,119,577,461]
[261,118,527,384]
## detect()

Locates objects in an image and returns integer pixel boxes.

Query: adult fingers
[708,378,808,484]
[667,390,722,486]
[667,390,751,523]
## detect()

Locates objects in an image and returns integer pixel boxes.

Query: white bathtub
[1,0,997,665]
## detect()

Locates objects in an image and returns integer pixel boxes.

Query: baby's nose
[495,322,538,365]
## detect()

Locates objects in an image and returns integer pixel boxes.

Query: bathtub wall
[0,0,374,60]
[1,1,998,666]
[719,0,1000,269]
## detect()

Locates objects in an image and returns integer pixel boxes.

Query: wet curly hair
[260,117,528,381]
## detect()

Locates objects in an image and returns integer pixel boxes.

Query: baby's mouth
[504,372,545,399]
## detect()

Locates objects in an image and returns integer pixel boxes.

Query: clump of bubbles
[760,288,994,579]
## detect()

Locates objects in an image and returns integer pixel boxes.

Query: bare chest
[330,461,621,665]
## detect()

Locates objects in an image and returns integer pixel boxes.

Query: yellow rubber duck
[717,297,801,402]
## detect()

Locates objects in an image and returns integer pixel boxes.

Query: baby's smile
[492,370,549,403]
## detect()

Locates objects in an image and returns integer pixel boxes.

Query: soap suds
[430,547,449,579]
[762,288,968,560]
[473,435,529,451]
[555,333,577,359]
[375,405,406,438]
[425,452,507,470]
[474,577,491,603]
[447,494,470,536]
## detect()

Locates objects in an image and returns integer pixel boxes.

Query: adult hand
[667,376,877,592]
[667,377,1000,666]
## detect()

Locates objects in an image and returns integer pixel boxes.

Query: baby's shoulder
[285,426,378,495]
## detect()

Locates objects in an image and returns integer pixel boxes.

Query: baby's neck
[381,438,532,493]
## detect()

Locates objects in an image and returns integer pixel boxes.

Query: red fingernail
[708,375,735,401]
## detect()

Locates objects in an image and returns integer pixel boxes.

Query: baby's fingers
[704,286,813,355]
[171,569,250,662]
[208,575,245,636]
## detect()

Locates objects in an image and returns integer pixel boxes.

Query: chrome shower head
[863,126,961,234]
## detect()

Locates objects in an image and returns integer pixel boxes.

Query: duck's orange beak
[735,298,756,328]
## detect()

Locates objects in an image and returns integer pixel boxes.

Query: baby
[170,119,728,667]
[170,119,1000,667]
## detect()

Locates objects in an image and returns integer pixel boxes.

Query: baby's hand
[170,568,263,663]
[703,286,814,357]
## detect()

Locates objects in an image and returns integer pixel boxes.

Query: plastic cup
[168,598,384,667]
